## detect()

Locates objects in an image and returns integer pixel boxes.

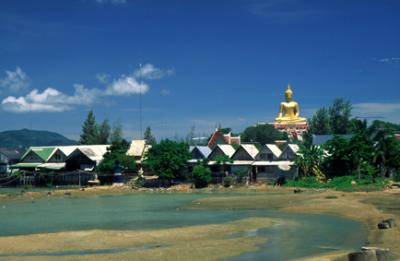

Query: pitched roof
[22,147,56,162]
[0,148,22,161]
[126,140,146,157]
[287,144,300,154]
[75,145,109,163]
[216,144,236,158]
[239,144,259,159]
[265,144,282,158]
[191,146,212,158]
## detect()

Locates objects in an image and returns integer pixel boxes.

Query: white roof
[252,160,295,166]
[217,144,236,158]
[265,144,282,158]
[45,145,110,161]
[240,144,259,159]
[231,160,254,165]
[75,145,110,164]
[37,162,66,169]
[193,146,212,158]
[288,144,300,154]
[127,140,147,157]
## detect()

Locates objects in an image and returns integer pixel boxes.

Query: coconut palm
[295,145,326,181]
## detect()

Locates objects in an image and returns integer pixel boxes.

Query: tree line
[296,98,400,183]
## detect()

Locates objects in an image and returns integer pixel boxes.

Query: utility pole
[139,63,143,140]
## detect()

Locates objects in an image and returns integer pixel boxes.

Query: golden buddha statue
[275,84,306,124]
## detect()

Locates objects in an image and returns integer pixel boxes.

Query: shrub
[223,176,233,188]
[393,172,400,182]
[192,165,212,188]
[285,175,389,191]
[236,171,248,184]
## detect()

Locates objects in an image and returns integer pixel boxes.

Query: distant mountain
[0,129,77,149]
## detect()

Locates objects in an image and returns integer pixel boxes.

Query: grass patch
[285,176,389,192]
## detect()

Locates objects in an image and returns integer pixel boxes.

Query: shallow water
[0,193,367,260]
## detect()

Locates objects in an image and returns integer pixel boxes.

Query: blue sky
[0,0,399,140]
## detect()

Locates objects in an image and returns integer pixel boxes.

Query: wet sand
[0,217,281,261]
[0,185,399,260]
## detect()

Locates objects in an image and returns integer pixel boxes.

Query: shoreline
[0,184,399,260]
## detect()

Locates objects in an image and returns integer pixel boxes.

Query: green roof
[20,147,56,162]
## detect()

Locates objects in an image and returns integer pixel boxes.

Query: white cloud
[134,63,174,80]
[1,85,101,113]
[2,63,171,113]
[105,76,148,95]
[353,103,400,114]
[353,102,400,123]
[0,67,30,93]
[375,57,400,64]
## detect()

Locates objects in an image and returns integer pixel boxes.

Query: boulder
[361,247,390,261]
[377,218,396,229]
[377,222,390,229]
[293,189,303,194]
[348,249,377,261]
[382,218,396,228]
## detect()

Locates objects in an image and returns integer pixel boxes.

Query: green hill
[0,129,77,149]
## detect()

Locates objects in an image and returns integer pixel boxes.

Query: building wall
[280,149,296,161]
[48,150,67,163]
[66,151,95,171]
[208,148,225,160]
[256,166,297,182]
[231,147,252,161]
[231,165,251,174]
[191,148,205,159]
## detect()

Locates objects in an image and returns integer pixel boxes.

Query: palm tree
[373,129,400,177]
[295,145,326,181]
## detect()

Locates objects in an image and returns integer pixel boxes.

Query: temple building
[274,84,308,138]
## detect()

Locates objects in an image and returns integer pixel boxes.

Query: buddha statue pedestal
[273,84,308,139]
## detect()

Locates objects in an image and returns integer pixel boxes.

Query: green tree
[97,119,110,144]
[110,121,124,144]
[295,145,326,181]
[241,124,286,144]
[369,120,400,133]
[347,131,375,180]
[97,141,136,173]
[144,126,156,145]
[309,107,331,135]
[324,132,376,179]
[144,139,191,181]
[192,163,212,188]
[324,135,352,177]
[372,129,400,177]
[329,98,352,134]
[349,118,367,133]
[80,110,99,145]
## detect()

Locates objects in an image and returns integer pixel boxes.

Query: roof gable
[127,140,146,157]
[232,144,258,160]
[265,144,282,158]
[217,144,235,158]
[208,145,235,160]
[21,147,56,162]
[191,146,212,159]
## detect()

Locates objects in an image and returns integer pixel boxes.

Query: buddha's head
[285,84,293,102]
